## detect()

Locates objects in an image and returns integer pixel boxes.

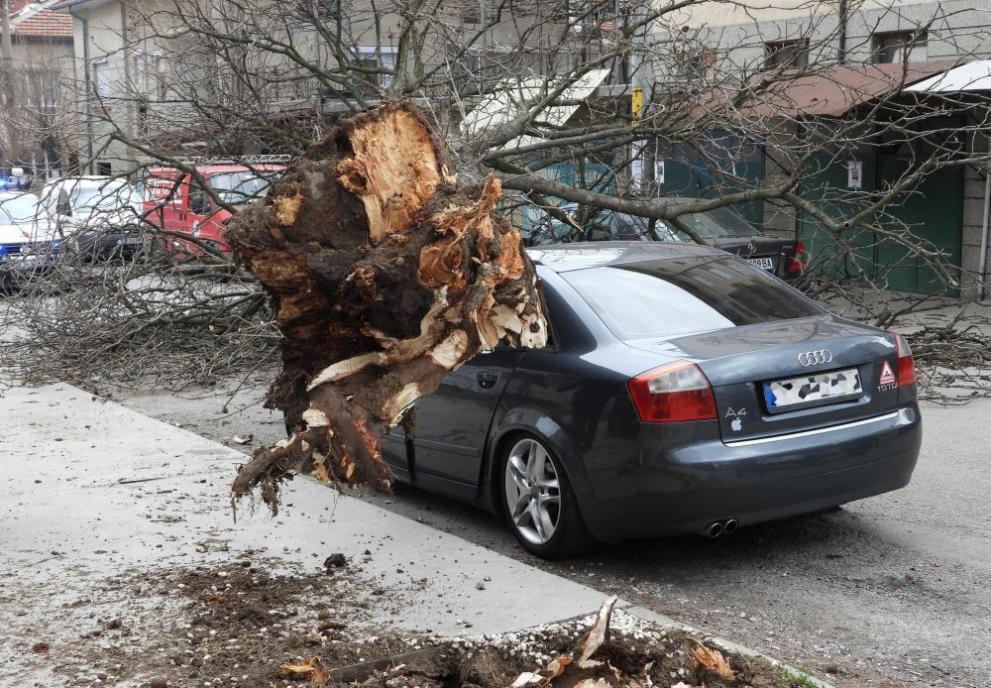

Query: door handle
[476,371,498,389]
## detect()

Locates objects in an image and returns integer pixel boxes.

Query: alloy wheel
[503,437,562,546]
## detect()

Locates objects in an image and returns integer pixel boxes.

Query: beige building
[57,0,609,176]
[1,0,74,176]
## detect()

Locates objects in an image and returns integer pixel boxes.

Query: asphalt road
[121,385,991,688]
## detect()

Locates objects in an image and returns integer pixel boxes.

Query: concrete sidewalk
[0,381,830,687]
[1,381,609,629]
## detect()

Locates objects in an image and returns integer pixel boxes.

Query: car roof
[45,177,131,189]
[146,164,283,175]
[528,240,728,273]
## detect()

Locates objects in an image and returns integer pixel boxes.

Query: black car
[527,200,808,282]
[74,224,146,261]
[381,242,921,558]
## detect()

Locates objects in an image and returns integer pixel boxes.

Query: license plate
[763,367,862,412]
[748,256,775,271]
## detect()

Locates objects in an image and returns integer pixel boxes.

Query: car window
[188,180,213,215]
[562,255,822,340]
[71,184,136,213]
[209,171,279,205]
[145,175,184,207]
[571,211,651,242]
[0,194,42,224]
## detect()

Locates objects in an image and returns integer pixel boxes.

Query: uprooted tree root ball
[226,102,547,506]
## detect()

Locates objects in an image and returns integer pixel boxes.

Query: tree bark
[226,102,547,509]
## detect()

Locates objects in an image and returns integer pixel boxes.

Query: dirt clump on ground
[30,560,812,688]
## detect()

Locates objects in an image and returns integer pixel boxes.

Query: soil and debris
[823,292,991,404]
[6,559,813,688]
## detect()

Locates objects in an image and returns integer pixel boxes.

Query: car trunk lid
[709,235,796,276]
[626,316,901,442]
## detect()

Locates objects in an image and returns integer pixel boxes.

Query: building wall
[66,0,581,170]
[5,37,74,174]
[69,0,135,175]
[661,0,991,73]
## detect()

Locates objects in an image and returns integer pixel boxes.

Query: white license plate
[763,367,862,412]
[748,257,775,271]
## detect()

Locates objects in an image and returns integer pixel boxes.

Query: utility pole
[1,0,14,166]
[1,0,13,95]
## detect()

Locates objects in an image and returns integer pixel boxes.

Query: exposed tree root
[226,102,547,508]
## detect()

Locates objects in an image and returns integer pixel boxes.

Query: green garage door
[875,149,963,295]
[797,150,878,282]
[798,146,963,295]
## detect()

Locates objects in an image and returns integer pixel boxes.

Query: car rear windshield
[680,206,757,239]
[562,255,822,340]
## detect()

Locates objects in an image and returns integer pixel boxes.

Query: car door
[145,173,186,253]
[409,348,522,497]
[187,178,214,254]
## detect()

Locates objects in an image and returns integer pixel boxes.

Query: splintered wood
[511,597,739,688]
[226,102,547,507]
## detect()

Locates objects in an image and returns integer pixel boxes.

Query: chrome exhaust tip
[723,518,739,535]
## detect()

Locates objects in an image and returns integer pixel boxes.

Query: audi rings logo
[798,349,833,366]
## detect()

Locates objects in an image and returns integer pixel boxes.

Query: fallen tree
[226,102,548,507]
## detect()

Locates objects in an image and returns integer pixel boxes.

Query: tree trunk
[226,102,547,509]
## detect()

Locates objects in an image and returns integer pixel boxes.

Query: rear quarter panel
[483,268,674,515]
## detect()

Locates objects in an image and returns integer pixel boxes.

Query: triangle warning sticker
[879,360,896,386]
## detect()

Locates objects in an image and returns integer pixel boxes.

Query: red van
[142,163,283,256]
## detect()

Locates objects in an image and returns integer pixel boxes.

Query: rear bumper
[581,406,921,542]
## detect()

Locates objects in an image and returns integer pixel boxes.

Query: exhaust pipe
[702,519,739,538]
[704,521,724,538]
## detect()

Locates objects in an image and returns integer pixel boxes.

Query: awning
[905,60,991,93]
[461,69,612,150]
[736,61,957,118]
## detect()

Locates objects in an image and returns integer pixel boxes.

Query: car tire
[499,434,592,559]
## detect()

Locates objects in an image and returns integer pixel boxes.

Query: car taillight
[890,331,916,385]
[785,240,809,276]
[627,361,717,423]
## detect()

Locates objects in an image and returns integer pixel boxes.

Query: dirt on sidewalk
[5,553,811,688]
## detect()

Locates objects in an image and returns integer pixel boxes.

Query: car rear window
[562,255,822,340]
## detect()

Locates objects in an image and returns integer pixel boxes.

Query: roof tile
[10,0,73,39]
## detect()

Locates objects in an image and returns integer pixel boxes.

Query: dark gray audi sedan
[380,242,922,558]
